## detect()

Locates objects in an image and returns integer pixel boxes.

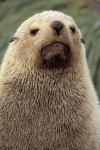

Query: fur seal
[0,10,100,150]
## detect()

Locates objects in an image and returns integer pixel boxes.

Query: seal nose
[51,20,64,35]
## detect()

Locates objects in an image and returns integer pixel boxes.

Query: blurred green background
[0,0,100,99]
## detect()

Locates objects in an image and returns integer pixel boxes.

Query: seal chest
[0,10,100,150]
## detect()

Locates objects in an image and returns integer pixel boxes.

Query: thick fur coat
[0,11,100,150]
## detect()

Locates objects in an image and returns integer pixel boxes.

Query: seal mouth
[40,41,71,69]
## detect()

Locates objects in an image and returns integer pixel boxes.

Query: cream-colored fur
[0,10,100,150]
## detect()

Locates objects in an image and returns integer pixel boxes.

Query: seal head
[8,10,84,72]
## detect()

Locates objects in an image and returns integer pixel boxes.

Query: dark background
[0,0,100,99]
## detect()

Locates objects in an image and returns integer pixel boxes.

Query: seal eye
[69,26,76,34]
[30,28,39,36]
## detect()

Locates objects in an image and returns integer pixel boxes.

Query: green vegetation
[0,0,100,98]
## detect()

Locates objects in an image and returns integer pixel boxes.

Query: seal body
[0,10,100,150]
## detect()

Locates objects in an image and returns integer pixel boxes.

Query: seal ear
[10,37,18,43]
[81,38,85,44]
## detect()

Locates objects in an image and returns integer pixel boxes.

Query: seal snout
[51,20,64,36]
[39,20,72,69]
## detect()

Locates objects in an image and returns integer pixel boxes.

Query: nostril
[51,20,64,35]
